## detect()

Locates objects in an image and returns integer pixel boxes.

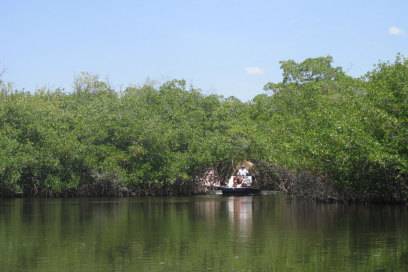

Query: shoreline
[3,188,408,205]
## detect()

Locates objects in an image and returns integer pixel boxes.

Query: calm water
[1,195,408,272]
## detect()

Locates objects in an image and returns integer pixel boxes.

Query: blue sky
[1,0,407,100]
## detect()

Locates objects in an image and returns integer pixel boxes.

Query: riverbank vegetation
[0,55,407,201]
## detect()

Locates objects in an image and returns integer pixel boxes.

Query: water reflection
[226,197,253,237]
[0,196,408,272]
[191,196,254,237]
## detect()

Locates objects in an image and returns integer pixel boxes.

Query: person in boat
[237,165,249,177]
[233,165,249,187]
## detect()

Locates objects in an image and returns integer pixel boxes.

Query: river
[1,195,407,271]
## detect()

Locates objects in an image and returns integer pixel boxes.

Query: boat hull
[216,186,260,196]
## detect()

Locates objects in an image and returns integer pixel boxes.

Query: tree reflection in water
[1,197,408,272]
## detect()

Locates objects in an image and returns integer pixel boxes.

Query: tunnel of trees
[0,55,407,202]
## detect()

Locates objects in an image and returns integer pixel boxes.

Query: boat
[217,185,260,196]
[216,175,260,196]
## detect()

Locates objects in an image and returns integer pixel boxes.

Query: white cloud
[245,67,264,76]
[388,26,404,36]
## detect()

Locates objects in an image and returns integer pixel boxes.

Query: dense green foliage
[260,56,407,199]
[0,56,407,199]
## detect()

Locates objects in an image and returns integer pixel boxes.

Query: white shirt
[238,168,249,176]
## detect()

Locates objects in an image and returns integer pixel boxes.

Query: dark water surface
[1,195,408,272]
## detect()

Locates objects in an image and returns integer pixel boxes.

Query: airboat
[215,161,260,196]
